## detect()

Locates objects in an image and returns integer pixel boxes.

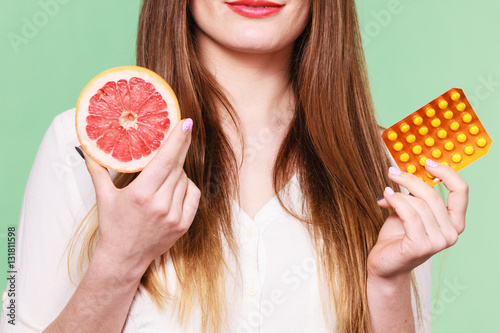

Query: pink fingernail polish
[182,118,193,132]
[389,167,402,176]
[426,159,439,167]
[385,187,395,195]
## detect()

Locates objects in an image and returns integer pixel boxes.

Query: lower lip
[226,4,284,18]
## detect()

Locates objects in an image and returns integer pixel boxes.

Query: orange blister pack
[382,88,492,187]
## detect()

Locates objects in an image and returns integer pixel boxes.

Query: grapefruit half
[75,66,181,173]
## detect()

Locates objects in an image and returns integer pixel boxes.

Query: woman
[1,0,467,332]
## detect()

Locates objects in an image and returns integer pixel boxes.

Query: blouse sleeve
[414,258,432,333]
[0,109,96,332]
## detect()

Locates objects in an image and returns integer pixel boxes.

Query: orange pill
[438,100,448,109]
[444,110,454,120]
[419,126,429,135]
[407,165,417,174]
[462,113,472,123]
[406,134,416,143]
[400,123,410,133]
[457,133,467,143]
[476,137,487,148]
[431,118,441,127]
[469,126,479,135]
[387,131,398,141]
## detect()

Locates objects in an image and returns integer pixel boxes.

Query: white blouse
[0,109,432,332]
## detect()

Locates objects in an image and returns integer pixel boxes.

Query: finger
[379,190,450,246]
[424,159,468,234]
[399,194,451,250]
[383,187,428,245]
[387,166,459,238]
[78,146,115,200]
[178,180,201,231]
[161,171,189,220]
[136,118,193,191]
[377,196,390,209]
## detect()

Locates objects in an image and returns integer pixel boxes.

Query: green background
[0,0,498,331]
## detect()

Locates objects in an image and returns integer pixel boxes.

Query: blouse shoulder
[47,108,97,211]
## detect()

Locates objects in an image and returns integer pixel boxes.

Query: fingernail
[182,118,193,132]
[426,159,439,167]
[389,167,402,176]
[385,187,395,195]
[75,146,85,160]
[376,195,384,201]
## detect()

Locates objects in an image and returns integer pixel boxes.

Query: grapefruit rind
[75,66,181,173]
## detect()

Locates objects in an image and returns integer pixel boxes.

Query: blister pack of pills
[382,88,492,187]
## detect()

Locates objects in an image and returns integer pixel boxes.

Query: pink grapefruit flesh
[75,66,181,173]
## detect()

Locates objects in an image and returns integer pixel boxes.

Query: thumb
[75,146,114,197]
[377,197,392,209]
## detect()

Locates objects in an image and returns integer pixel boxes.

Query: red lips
[225,0,285,18]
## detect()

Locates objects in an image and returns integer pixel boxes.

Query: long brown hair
[69,0,419,331]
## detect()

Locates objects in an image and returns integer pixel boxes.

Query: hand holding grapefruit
[75,66,181,173]
[79,117,200,278]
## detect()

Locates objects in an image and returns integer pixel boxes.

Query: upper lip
[225,0,284,7]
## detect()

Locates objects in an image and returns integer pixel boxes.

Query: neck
[196,30,295,125]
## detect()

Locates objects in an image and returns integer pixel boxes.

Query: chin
[222,39,283,54]
[220,26,297,54]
